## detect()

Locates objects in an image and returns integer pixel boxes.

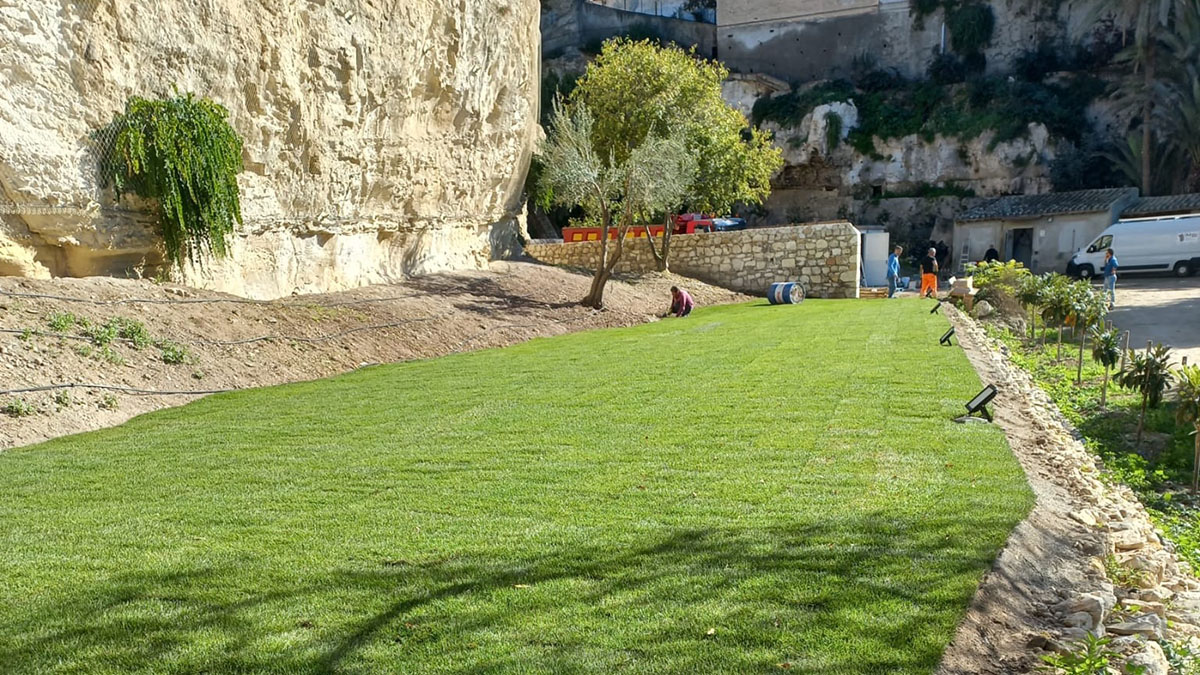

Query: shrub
[2,398,35,418]
[99,394,119,411]
[97,93,244,267]
[966,260,1030,297]
[47,312,79,333]
[54,390,73,410]
[1040,633,1113,674]
[157,339,190,365]
[946,3,994,56]
[927,53,966,85]
[824,111,842,151]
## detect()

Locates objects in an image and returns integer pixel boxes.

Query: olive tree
[569,38,783,271]
[538,101,696,308]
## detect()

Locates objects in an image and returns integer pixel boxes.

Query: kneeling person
[667,286,695,317]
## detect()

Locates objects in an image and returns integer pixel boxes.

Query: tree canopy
[568,39,782,216]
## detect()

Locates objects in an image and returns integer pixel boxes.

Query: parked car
[671,213,747,234]
[1068,215,1200,278]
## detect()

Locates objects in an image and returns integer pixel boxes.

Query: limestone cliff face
[0,0,540,298]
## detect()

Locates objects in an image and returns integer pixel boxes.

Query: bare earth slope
[0,262,748,450]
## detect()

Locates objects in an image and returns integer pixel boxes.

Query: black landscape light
[940,327,956,346]
[930,300,943,314]
[956,384,998,423]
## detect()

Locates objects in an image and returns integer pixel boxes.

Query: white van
[1068,214,1200,279]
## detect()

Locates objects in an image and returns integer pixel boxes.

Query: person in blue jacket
[1102,248,1119,309]
[886,245,902,298]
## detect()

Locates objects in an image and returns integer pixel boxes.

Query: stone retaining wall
[524,222,861,298]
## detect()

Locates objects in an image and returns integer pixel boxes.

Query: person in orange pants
[919,247,939,298]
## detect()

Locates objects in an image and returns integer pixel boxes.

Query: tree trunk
[583,194,635,309]
[1192,425,1200,494]
[1076,330,1086,384]
[1136,392,1148,447]
[643,214,673,273]
[658,225,672,273]
[583,209,614,309]
[1057,326,1064,360]
[1028,305,1034,339]
[1141,51,1155,195]
[1101,366,1110,408]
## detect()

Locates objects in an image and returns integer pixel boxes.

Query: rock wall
[0,0,540,299]
[718,0,1101,83]
[525,222,861,298]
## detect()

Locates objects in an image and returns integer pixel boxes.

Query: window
[1086,235,1112,253]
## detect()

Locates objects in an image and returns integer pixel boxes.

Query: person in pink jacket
[666,286,695,317]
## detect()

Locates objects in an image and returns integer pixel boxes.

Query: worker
[887,245,903,298]
[1102,248,1119,309]
[984,245,1000,263]
[666,286,695,317]
[920,247,939,299]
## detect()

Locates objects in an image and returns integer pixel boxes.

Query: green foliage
[53,391,73,410]
[1040,633,1113,674]
[754,74,1103,155]
[927,53,967,85]
[46,312,79,333]
[0,301,1032,673]
[1179,365,1200,429]
[965,260,1031,296]
[538,99,696,305]
[824,111,842,151]
[98,393,119,411]
[1090,327,1122,369]
[1162,639,1200,675]
[570,39,782,215]
[946,3,995,56]
[98,93,244,267]
[2,398,35,418]
[878,182,976,199]
[157,339,190,365]
[1117,344,1175,409]
[1104,554,1154,588]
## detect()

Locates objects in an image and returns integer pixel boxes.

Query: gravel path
[936,308,1106,674]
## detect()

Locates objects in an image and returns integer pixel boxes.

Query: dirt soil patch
[0,261,749,450]
[937,308,1108,674]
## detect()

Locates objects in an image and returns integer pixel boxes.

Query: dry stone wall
[0,0,539,299]
[525,222,861,298]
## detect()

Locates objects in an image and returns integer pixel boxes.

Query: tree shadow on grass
[1,512,1018,674]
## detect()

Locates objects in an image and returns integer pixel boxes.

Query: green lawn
[0,300,1032,674]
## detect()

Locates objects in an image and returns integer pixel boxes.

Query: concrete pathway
[1106,277,1200,367]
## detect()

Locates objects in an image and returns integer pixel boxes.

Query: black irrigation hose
[0,289,423,308]
[0,314,457,348]
[1,296,610,398]
[0,383,234,396]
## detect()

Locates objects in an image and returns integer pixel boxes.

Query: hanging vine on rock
[97,93,244,268]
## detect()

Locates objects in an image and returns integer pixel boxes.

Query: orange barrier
[562,225,666,242]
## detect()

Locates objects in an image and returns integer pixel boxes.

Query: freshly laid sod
[0,300,1031,674]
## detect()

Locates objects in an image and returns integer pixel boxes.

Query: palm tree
[1102,131,1187,196]
[1176,365,1200,492]
[1091,327,1123,407]
[1115,342,1174,447]
[1084,0,1184,193]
